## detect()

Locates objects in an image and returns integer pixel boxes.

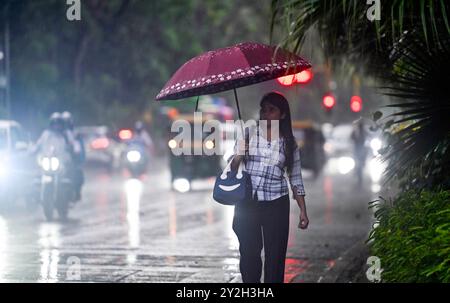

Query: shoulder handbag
[213,129,253,206]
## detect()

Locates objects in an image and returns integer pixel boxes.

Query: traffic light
[350,95,362,112]
[322,94,336,111]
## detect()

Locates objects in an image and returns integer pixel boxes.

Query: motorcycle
[123,141,149,178]
[36,151,75,221]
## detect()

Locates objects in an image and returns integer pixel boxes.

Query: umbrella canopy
[155,42,311,101]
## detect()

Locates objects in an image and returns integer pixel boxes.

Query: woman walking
[230,91,309,283]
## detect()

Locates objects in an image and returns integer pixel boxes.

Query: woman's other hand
[299,212,309,229]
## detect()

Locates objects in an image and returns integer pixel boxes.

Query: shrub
[368,190,450,282]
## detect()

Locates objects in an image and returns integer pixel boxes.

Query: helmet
[135,120,144,132]
[61,111,72,121]
[49,112,64,131]
[50,112,62,123]
[62,111,74,129]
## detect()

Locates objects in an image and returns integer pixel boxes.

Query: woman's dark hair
[260,91,297,174]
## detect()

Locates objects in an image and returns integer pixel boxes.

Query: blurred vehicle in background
[324,122,383,158]
[0,120,34,206]
[197,96,234,122]
[292,120,326,177]
[118,127,151,178]
[75,126,123,170]
[167,113,222,192]
[122,140,149,178]
[323,123,354,158]
[323,122,384,178]
[323,123,357,175]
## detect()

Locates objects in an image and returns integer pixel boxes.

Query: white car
[0,120,33,204]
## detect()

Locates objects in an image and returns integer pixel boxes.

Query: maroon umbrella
[155,42,311,119]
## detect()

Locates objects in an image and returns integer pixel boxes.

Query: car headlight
[172,178,190,193]
[370,138,383,155]
[168,139,177,149]
[127,150,141,163]
[204,140,214,150]
[337,156,355,175]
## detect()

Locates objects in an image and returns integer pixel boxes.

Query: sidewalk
[290,239,371,283]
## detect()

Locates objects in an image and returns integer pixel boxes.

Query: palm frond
[271,0,450,61]
[381,35,450,186]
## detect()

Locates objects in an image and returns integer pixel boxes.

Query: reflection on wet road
[0,156,383,282]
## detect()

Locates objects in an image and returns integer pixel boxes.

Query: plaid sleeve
[288,146,306,196]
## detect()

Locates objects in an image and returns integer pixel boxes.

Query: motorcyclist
[32,112,71,161]
[133,121,154,155]
[61,111,85,202]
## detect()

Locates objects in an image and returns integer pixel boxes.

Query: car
[323,123,355,158]
[75,126,123,170]
[324,122,382,158]
[0,120,34,205]
[166,113,223,192]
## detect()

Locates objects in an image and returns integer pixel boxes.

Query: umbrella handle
[234,88,244,136]
[233,88,242,121]
[195,96,200,112]
[234,88,248,162]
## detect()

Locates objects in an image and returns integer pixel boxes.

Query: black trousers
[232,194,290,283]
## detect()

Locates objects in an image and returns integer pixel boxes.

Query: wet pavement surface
[0,156,382,283]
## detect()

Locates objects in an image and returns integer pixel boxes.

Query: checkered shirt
[233,128,306,201]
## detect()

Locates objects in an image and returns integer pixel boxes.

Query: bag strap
[221,154,244,180]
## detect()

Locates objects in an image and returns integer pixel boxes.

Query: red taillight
[276,74,296,86]
[277,69,313,86]
[118,129,133,141]
[295,69,313,84]
[350,95,362,112]
[91,137,110,149]
[323,95,336,109]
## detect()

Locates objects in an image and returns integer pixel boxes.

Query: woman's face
[260,101,285,122]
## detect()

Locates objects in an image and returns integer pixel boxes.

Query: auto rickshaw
[292,120,326,177]
[166,113,223,191]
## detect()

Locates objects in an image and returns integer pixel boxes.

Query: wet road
[0,156,383,283]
